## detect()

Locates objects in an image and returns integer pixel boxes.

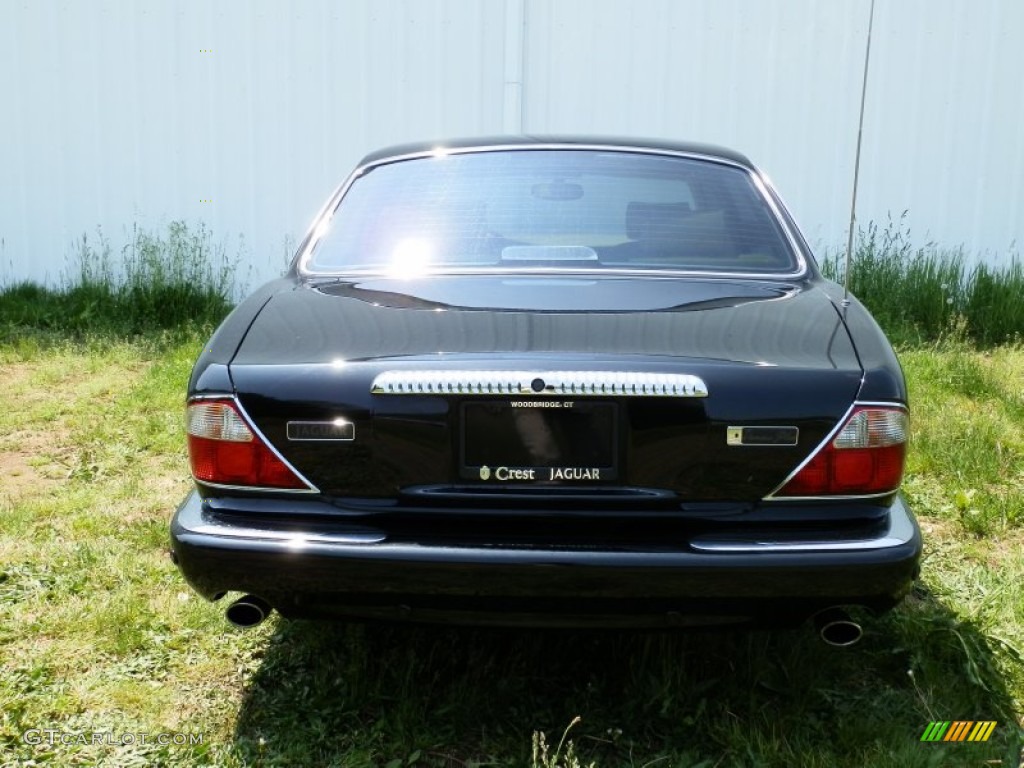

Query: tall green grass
[821,216,1023,346]
[3,217,1022,347]
[0,222,238,339]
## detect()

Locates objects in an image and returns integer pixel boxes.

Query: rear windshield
[304,149,799,276]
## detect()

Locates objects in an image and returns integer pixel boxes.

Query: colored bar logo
[920,721,997,742]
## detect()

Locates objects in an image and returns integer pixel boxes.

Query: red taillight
[186,399,309,490]
[776,406,908,497]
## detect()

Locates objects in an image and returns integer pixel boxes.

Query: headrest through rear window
[625,201,693,240]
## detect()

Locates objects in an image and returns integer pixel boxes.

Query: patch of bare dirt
[2,361,62,408]
[2,354,152,501]
[0,428,69,502]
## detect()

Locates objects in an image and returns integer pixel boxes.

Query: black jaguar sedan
[170,136,921,639]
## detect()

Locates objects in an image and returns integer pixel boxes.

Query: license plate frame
[459,400,619,483]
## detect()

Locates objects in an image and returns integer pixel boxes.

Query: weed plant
[822,215,1023,346]
[0,222,237,339]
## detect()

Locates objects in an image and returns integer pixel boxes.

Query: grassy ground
[0,329,1021,767]
[1,222,1022,765]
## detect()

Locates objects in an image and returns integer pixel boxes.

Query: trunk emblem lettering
[286,420,355,441]
[726,426,799,446]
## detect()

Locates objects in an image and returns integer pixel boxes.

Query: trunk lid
[229,276,862,502]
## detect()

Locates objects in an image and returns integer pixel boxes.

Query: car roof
[358,135,755,170]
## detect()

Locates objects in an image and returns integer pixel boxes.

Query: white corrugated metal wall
[1,0,1021,288]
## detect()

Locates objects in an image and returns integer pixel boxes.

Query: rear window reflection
[306,150,798,275]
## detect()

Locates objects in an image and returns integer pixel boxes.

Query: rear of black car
[170,138,921,629]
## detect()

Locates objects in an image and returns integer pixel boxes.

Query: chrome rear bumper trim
[188,521,385,546]
[690,497,916,553]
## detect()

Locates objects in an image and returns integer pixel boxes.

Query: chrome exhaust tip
[814,607,863,647]
[225,595,272,628]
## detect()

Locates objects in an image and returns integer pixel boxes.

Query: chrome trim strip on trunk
[370,370,708,397]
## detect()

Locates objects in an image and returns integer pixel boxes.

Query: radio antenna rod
[843,0,876,307]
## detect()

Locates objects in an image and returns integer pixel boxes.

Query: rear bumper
[170,491,922,628]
